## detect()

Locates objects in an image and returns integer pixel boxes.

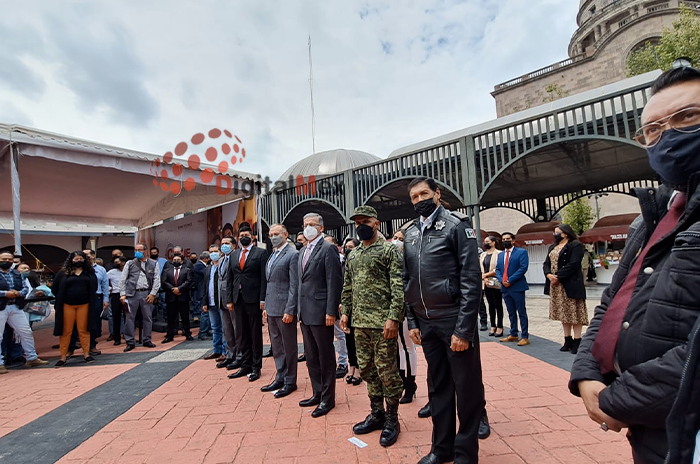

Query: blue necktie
[267,250,280,278]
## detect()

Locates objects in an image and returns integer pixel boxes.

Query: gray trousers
[220,305,238,360]
[125,291,153,345]
[267,315,298,386]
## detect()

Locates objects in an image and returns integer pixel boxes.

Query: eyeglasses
[634,107,700,148]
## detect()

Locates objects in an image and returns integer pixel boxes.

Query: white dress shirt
[420,206,440,233]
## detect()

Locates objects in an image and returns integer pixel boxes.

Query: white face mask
[303,225,319,241]
[391,239,404,251]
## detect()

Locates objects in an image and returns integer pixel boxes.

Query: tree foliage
[562,197,595,235]
[627,5,700,76]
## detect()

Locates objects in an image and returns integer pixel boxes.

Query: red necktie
[174,268,179,283]
[593,192,687,374]
[503,250,510,282]
[239,249,247,271]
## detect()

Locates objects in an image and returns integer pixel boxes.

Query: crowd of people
[2,68,700,463]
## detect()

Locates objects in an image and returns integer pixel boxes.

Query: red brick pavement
[55,343,632,464]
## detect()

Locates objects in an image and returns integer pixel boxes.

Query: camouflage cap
[349,205,378,220]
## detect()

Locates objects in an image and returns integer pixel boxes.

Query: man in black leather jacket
[569,67,700,463]
[402,177,485,464]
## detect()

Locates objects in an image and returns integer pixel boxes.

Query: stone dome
[276,149,380,182]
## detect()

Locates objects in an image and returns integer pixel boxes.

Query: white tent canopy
[0,124,261,239]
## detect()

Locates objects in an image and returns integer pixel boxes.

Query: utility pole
[308,35,317,155]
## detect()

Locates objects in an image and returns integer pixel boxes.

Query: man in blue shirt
[202,245,225,360]
[0,251,48,373]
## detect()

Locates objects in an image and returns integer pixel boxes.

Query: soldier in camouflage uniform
[340,205,405,448]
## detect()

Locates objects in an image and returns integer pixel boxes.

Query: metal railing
[493,55,586,91]
[476,81,653,199]
[353,141,463,206]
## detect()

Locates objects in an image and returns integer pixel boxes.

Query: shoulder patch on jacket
[465,228,477,239]
[450,210,469,221]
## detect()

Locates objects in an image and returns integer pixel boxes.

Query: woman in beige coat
[480,236,504,337]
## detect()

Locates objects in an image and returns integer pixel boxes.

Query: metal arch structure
[279,196,347,230]
[260,71,661,240]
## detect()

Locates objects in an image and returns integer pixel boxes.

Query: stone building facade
[492,0,698,117]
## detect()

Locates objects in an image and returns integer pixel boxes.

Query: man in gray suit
[216,236,239,369]
[297,212,343,418]
[261,224,299,398]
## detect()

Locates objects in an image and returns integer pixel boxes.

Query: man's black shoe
[227,367,252,379]
[185,335,194,341]
[299,395,321,407]
[417,453,454,464]
[123,344,136,352]
[353,412,385,435]
[216,358,233,369]
[335,364,348,379]
[226,359,243,370]
[274,385,297,398]
[311,402,334,418]
[248,369,261,382]
[478,410,491,440]
[143,341,156,348]
[262,348,273,358]
[479,322,488,331]
[261,380,284,392]
[418,403,431,418]
[113,341,121,346]
[162,337,174,344]
[298,354,306,362]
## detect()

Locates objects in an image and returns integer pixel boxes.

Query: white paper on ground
[348,437,368,448]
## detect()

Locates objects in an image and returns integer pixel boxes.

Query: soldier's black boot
[380,401,400,447]
[353,397,385,435]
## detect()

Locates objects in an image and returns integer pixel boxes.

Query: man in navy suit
[495,232,530,346]
[297,212,343,418]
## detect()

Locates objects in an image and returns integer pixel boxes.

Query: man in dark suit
[495,232,530,346]
[261,224,299,398]
[226,224,268,382]
[161,253,194,342]
[217,237,239,369]
[297,212,343,418]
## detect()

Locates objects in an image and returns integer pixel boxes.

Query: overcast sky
[0,0,579,181]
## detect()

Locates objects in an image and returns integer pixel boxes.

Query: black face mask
[0,262,12,270]
[356,224,375,241]
[647,126,700,188]
[173,262,182,268]
[295,242,304,250]
[554,233,563,243]
[503,241,513,249]
[414,197,437,217]
[150,254,159,259]
[73,261,85,268]
[190,258,198,264]
[239,236,252,247]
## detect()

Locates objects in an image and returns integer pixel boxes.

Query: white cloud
[0,0,579,180]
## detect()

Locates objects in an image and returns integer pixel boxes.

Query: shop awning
[0,124,262,233]
[579,213,638,243]
[515,221,560,247]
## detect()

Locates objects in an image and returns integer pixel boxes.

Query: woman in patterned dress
[543,224,588,354]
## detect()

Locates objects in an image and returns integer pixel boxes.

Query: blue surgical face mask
[647,125,700,188]
[209,252,220,262]
[221,244,232,255]
[134,251,144,259]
